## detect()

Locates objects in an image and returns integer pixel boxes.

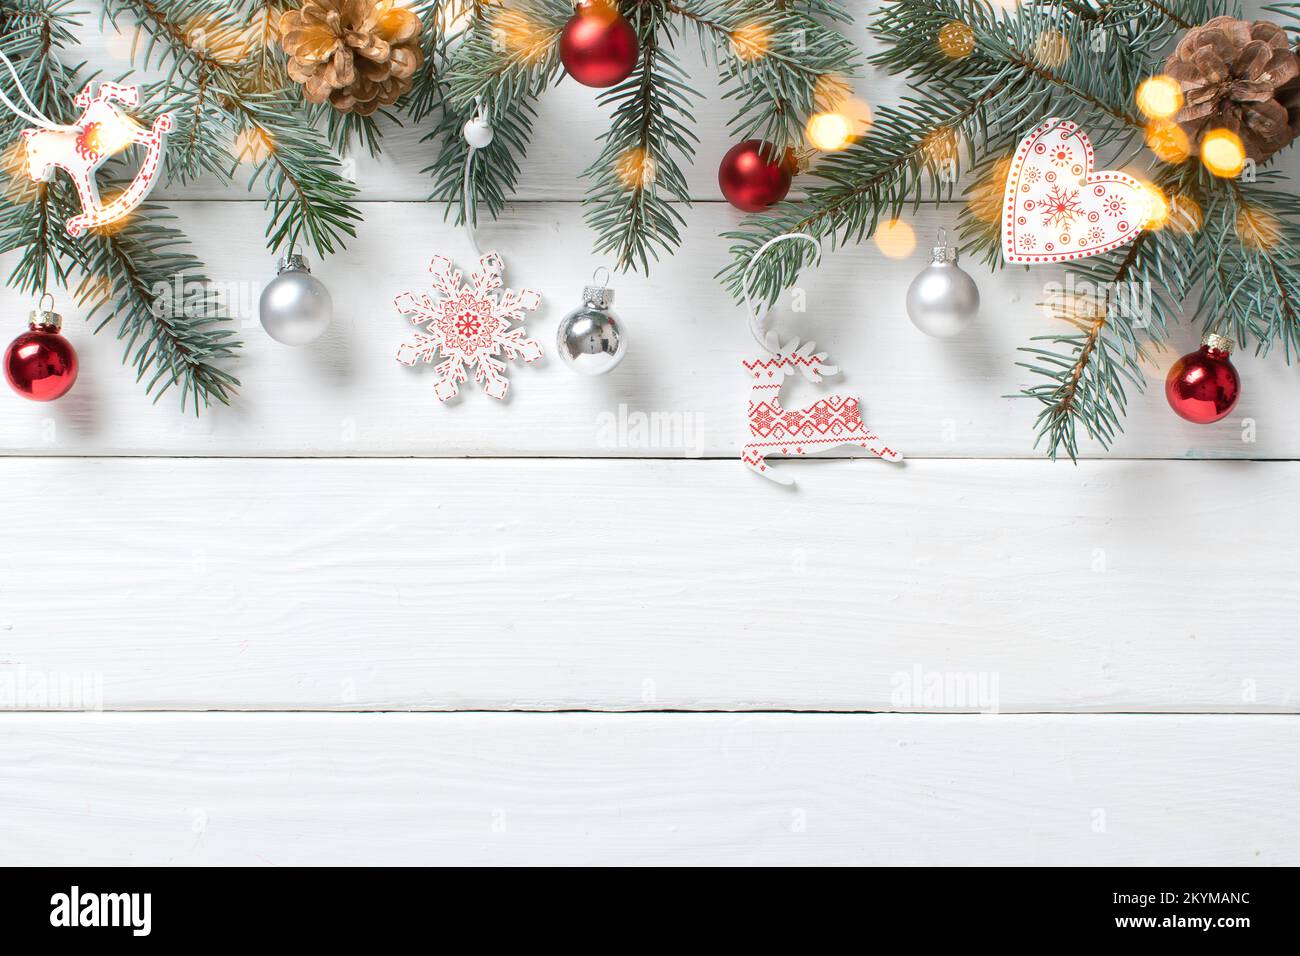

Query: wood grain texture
[1,457,1296,713]
[0,713,1294,865]
[2,202,1298,459]
[1,4,1297,867]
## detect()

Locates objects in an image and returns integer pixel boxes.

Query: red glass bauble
[719,140,794,212]
[560,4,639,88]
[1165,334,1239,424]
[5,325,78,402]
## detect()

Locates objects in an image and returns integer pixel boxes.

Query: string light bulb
[1201,128,1246,178]
[806,111,854,151]
[1136,75,1183,121]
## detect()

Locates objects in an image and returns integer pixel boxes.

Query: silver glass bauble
[556,278,627,375]
[905,238,980,338]
[259,253,332,346]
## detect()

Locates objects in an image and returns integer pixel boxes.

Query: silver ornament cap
[29,308,63,332]
[557,271,626,375]
[1202,332,1233,355]
[906,231,980,338]
[260,253,332,347]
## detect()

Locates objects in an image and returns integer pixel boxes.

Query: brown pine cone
[1164,15,1300,163]
[280,0,424,115]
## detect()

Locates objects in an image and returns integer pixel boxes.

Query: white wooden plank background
[0,2,1297,866]
[2,457,1297,712]
[1,714,1295,866]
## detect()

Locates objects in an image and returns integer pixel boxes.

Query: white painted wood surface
[2,457,1297,712]
[0,3,1297,865]
[1,714,1295,866]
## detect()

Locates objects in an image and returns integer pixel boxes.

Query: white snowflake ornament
[395,252,543,401]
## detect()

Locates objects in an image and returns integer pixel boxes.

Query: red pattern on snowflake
[394,252,542,401]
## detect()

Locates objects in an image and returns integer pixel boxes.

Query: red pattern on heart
[1002,118,1150,265]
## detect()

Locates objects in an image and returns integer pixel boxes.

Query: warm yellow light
[1237,205,1280,251]
[969,156,1013,223]
[1032,30,1070,68]
[81,116,137,158]
[938,21,975,59]
[1136,75,1183,121]
[1202,129,1246,178]
[1146,120,1190,163]
[730,22,771,61]
[499,10,548,62]
[806,112,854,152]
[235,128,275,163]
[1141,184,1170,230]
[1168,194,1202,235]
[105,27,140,60]
[615,147,656,190]
[813,73,852,111]
[185,13,252,65]
[874,219,916,259]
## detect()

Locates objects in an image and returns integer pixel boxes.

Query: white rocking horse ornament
[19,81,172,237]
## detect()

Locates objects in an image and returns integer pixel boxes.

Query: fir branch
[431,0,566,224]
[105,0,362,256]
[673,0,862,154]
[582,3,698,273]
[1199,170,1300,360]
[1016,223,1192,460]
[0,0,240,410]
[77,204,241,412]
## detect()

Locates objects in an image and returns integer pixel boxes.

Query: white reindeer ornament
[743,332,902,485]
[739,232,903,486]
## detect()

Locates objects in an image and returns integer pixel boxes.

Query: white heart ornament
[1002,118,1151,264]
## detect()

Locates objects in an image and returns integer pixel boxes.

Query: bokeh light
[806,112,854,151]
[1032,30,1070,69]
[938,21,976,59]
[1237,205,1280,251]
[874,219,917,258]
[616,147,656,190]
[730,22,771,62]
[1201,129,1246,178]
[1146,120,1190,163]
[1168,194,1203,235]
[1141,184,1170,230]
[1136,75,1184,121]
[968,156,1013,223]
[235,128,275,163]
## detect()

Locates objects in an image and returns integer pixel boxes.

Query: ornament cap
[28,308,62,332]
[277,252,311,275]
[930,228,959,263]
[29,295,62,332]
[583,267,614,310]
[1202,332,1233,355]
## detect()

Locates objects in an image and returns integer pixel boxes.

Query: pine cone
[280,0,423,115]
[1164,15,1300,163]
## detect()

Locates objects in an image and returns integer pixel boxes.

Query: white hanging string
[463,144,485,260]
[0,49,80,132]
[461,97,503,274]
[741,232,820,351]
